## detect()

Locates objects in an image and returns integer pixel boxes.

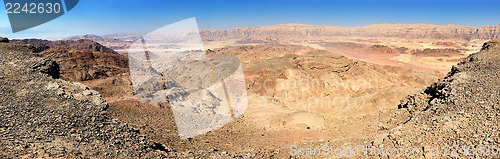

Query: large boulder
[0,37,8,43]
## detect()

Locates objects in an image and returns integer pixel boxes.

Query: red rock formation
[11,39,128,81]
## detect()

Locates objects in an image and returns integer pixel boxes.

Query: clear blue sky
[1,0,499,39]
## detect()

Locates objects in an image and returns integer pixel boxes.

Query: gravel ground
[378,40,500,158]
[0,43,244,158]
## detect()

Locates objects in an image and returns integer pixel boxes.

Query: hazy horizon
[1,0,500,39]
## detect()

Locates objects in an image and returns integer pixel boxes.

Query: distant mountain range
[65,24,500,50]
[200,23,500,42]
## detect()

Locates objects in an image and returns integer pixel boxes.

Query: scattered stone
[382,40,500,157]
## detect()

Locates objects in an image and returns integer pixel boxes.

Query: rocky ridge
[11,39,117,54]
[66,24,500,50]
[11,39,129,82]
[378,40,500,157]
[64,34,134,52]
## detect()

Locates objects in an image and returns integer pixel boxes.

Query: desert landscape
[1,22,500,158]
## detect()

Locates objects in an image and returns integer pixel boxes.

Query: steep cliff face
[200,24,500,42]
[378,40,500,157]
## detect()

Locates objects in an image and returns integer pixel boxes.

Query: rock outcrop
[0,42,252,158]
[11,39,128,82]
[0,43,168,158]
[11,39,117,54]
[380,40,500,157]
[207,43,315,62]
[410,48,465,57]
[67,24,500,49]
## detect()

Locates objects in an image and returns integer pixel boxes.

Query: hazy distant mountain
[200,23,500,42]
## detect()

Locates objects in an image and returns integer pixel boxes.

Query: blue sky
[1,0,499,39]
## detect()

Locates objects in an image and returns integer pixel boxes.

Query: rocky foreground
[0,43,239,158]
[379,40,500,157]
[0,43,168,158]
[200,23,500,42]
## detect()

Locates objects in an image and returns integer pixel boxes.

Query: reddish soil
[325,46,451,73]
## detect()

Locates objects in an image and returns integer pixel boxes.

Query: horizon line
[4,22,500,40]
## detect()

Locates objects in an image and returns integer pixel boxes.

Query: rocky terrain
[378,40,500,157]
[11,39,117,54]
[102,42,443,158]
[9,37,442,157]
[0,43,169,158]
[207,43,315,62]
[409,48,465,57]
[4,29,500,158]
[1,39,284,157]
[0,42,253,158]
